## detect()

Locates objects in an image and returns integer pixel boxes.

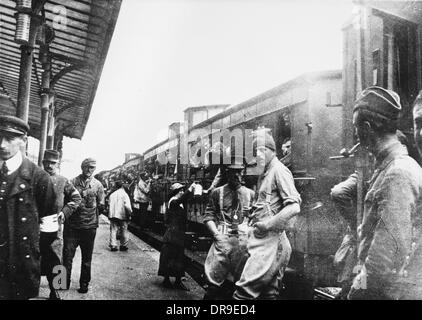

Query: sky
[59,0,354,177]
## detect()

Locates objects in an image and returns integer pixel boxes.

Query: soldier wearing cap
[0,115,57,300]
[348,86,422,300]
[233,130,301,300]
[63,157,105,294]
[203,153,255,300]
[41,149,81,299]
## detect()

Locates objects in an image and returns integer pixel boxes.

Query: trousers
[63,227,97,287]
[204,233,249,291]
[40,231,62,291]
[233,230,291,300]
[109,218,129,248]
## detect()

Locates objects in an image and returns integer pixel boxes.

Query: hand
[57,211,65,224]
[357,224,363,239]
[347,266,367,300]
[252,220,269,233]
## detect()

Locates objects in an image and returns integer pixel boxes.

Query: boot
[78,283,89,294]
[174,280,190,291]
[162,278,173,289]
[49,289,62,300]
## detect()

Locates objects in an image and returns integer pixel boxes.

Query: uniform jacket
[355,141,422,299]
[204,184,255,227]
[67,175,105,230]
[250,156,301,224]
[49,173,81,219]
[3,157,57,298]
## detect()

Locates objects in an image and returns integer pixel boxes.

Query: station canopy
[0,0,122,139]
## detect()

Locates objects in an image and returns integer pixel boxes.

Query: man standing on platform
[348,86,422,299]
[203,154,255,299]
[233,131,301,300]
[0,115,57,300]
[63,158,105,294]
[41,149,81,299]
[108,180,132,251]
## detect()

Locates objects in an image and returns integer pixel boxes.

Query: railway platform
[35,216,205,300]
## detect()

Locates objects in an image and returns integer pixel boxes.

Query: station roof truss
[0,0,122,139]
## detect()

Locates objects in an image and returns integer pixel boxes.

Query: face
[226,168,243,188]
[0,132,26,161]
[352,111,371,149]
[256,146,274,168]
[413,103,422,157]
[282,141,291,155]
[82,164,96,178]
[43,160,58,175]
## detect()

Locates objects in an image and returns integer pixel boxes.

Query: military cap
[353,86,402,120]
[0,115,30,135]
[81,157,96,168]
[253,131,276,152]
[224,153,246,170]
[43,149,60,163]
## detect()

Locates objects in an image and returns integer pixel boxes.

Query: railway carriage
[102,1,422,299]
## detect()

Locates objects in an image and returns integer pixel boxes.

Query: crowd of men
[2,84,422,300]
[0,115,105,300]
[200,85,422,300]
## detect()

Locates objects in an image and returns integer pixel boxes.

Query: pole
[46,105,55,149]
[37,47,50,166]
[16,18,38,122]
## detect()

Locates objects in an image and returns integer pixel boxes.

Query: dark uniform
[0,116,57,299]
[41,149,81,299]
[203,184,254,299]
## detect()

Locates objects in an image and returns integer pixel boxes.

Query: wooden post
[37,48,51,166]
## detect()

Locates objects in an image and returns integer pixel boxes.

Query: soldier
[348,86,422,299]
[63,158,105,294]
[233,131,301,300]
[203,154,255,300]
[41,149,81,299]
[0,115,57,300]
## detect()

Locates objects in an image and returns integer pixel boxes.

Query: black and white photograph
[1,0,422,305]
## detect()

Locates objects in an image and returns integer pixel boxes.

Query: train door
[290,101,310,175]
[381,13,419,137]
[364,10,419,159]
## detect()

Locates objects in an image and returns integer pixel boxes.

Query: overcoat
[2,158,57,299]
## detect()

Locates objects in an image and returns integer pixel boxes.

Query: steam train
[102,1,422,298]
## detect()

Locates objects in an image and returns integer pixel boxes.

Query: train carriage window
[372,49,380,86]
[381,13,418,126]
